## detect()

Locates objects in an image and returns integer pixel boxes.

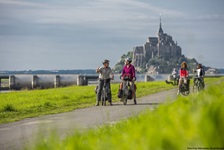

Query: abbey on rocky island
[133,17,182,69]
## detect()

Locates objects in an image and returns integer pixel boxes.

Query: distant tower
[157,15,163,56]
[157,15,163,37]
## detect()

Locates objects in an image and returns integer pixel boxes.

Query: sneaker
[95,101,99,106]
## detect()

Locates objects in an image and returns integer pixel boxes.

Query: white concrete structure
[9,74,78,90]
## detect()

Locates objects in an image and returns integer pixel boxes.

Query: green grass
[29,79,224,150]
[0,77,222,124]
[0,80,175,124]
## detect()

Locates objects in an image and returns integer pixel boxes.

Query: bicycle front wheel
[123,98,127,105]
[198,82,203,91]
[101,90,106,106]
[123,86,128,105]
[193,85,198,93]
[182,90,190,96]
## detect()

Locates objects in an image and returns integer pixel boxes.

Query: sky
[0,0,224,70]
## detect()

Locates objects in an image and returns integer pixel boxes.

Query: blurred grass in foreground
[29,79,224,150]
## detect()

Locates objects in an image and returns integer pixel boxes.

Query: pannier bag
[117,89,123,98]
[127,90,132,99]
[117,83,137,99]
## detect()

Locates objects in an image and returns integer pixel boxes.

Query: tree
[113,51,133,73]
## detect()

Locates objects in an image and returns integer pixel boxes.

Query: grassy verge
[30,79,224,150]
[0,80,173,124]
[0,77,222,124]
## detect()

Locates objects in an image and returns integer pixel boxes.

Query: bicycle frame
[193,77,204,93]
[179,78,190,96]
[121,79,130,105]
[101,79,110,106]
[119,75,136,105]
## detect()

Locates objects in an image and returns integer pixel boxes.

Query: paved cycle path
[0,88,177,150]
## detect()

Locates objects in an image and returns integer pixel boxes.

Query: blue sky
[0,0,224,70]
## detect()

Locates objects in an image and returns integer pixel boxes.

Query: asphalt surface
[0,88,177,150]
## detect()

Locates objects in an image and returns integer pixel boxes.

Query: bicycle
[120,75,136,105]
[100,78,111,106]
[193,77,204,93]
[179,78,190,96]
[166,76,179,86]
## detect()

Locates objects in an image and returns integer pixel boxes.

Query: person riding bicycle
[96,59,114,106]
[193,63,205,88]
[177,62,189,95]
[121,58,137,104]
[171,68,179,85]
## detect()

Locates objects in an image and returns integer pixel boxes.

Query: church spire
[160,15,162,29]
[158,14,163,35]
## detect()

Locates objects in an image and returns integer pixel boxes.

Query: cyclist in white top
[96,59,114,106]
[193,63,205,87]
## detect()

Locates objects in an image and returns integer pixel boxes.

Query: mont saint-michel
[114,18,198,74]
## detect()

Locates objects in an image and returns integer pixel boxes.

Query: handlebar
[100,78,111,82]
[120,75,136,81]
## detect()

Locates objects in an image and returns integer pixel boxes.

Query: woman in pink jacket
[121,58,137,104]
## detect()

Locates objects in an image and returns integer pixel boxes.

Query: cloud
[0,0,185,27]
[2,0,223,30]
[0,0,223,70]
[191,14,224,21]
[0,0,43,7]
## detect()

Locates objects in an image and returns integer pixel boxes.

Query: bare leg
[177,78,182,94]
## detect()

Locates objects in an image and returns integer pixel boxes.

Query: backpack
[200,69,205,76]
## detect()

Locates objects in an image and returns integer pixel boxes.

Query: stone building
[133,17,182,69]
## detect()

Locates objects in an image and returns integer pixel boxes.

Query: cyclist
[96,59,114,106]
[121,58,137,104]
[172,68,179,85]
[193,63,205,88]
[177,62,189,95]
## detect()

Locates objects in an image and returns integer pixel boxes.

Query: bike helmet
[125,58,132,63]
[102,59,110,64]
